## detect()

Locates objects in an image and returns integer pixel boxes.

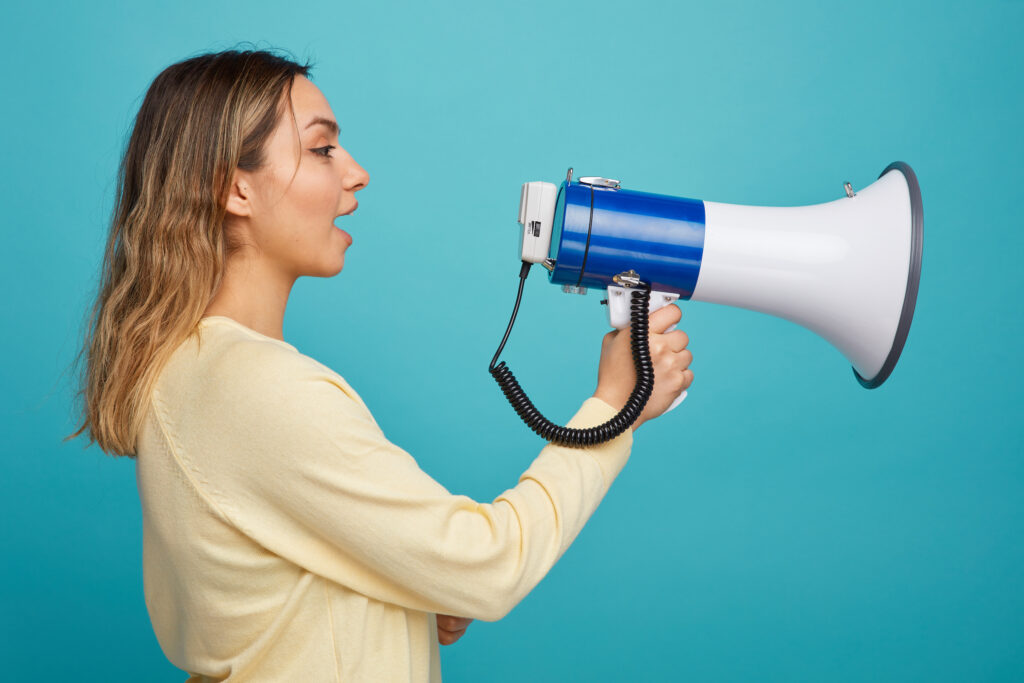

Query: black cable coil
[489,263,655,447]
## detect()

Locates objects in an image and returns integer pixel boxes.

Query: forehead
[288,75,336,133]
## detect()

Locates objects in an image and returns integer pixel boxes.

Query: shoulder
[159,320,309,391]
[156,319,370,425]
[203,327,317,387]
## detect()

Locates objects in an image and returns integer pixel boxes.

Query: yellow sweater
[136,315,634,682]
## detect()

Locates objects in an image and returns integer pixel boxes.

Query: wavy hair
[65,46,314,456]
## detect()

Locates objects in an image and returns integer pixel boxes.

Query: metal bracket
[612,269,641,287]
[578,176,621,189]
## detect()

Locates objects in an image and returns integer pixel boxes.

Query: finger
[649,303,682,334]
[676,348,693,370]
[437,615,473,631]
[665,329,689,352]
[438,626,468,645]
[438,625,469,636]
[440,626,471,638]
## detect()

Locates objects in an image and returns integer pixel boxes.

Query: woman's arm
[155,340,633,622]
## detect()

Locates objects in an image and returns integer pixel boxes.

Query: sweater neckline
[198,316,298,351]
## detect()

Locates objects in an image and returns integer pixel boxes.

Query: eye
[311,145,336,158]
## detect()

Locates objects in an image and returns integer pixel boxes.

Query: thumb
[649,303,682,334]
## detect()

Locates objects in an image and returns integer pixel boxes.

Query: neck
[203,255,295,342]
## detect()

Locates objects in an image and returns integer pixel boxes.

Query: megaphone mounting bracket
[612,269,642,287]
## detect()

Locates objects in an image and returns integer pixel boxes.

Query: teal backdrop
[2,0,1022,680]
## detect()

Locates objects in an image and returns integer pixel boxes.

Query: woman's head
[67,46,361,456]
[225,72,368,279]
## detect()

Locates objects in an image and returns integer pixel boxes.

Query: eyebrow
[303,116,340,137]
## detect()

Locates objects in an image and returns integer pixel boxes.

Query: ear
[224,171,254,218]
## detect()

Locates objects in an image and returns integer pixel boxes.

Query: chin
[318,236,348,276]
[318,254,345,277]
[303,253,345,278]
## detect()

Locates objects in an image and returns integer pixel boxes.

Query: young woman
[68,47,693,682]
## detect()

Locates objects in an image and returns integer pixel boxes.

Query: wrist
[591,390,642,433]
[591,388,625,413]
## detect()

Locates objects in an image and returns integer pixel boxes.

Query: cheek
[274,163,337,222]
[298,168,340,220]
[294,171,346,266]
[263,165,343,269]
[281,173,340,244]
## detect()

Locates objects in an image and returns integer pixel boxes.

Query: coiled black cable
[489,262,654,447]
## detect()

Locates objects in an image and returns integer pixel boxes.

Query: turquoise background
[3,0,1022,680]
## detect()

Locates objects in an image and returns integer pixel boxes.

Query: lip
[340,201,358,216]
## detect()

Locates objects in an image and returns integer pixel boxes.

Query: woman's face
[227,74,369,279]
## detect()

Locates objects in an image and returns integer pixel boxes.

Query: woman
[68,47,693,682]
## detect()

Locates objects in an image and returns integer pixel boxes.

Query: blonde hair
[66,46,313,456]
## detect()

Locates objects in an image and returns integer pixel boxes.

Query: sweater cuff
[562,396,635,492]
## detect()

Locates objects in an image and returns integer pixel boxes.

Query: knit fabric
[135,315,633,681]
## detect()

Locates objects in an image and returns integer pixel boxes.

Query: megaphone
[490,162,922,447]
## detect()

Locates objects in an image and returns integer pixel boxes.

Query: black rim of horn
[854,160,923,389]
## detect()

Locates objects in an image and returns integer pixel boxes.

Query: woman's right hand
[592,304,693,432]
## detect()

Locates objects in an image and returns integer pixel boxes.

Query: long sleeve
[150,335,633,623]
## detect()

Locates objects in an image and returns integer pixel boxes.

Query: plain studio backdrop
[2,0,1022,680]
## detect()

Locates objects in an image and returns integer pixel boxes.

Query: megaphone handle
[662,321,688,412]
[607,285,690,413]
[666,390,688,412]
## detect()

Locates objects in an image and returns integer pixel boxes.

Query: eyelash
[312,145,336,158]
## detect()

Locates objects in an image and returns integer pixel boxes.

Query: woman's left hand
[436,613,474,645]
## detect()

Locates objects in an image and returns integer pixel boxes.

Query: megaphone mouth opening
[854,161,923,389]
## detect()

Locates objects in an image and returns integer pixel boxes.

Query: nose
[344,156,369,193]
